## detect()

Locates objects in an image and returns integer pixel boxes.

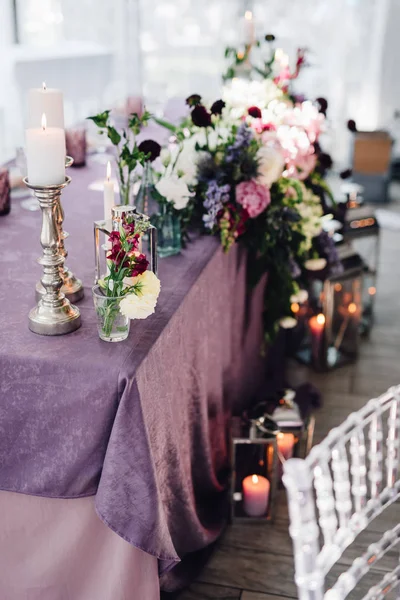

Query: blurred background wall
[0,0,399,165]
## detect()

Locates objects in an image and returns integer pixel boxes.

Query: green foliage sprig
[87,110,152,204]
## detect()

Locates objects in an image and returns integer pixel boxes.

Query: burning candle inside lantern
[242,474,270,517]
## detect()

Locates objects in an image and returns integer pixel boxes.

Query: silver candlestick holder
[35,156,84,303]
[24,175,81,336]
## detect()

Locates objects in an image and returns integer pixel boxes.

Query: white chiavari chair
[283,385,400,600]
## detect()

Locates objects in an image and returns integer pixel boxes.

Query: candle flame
[245,10,252,20]
[291,302,300,314]
[348,302,357,314]
[316,314,325,325]
[106,160,111,181]
[277,433,284,440]
[252,474,259,484]
[369,286,376,296]
[41,113,47,130]
[42,82,47,91]
[334,283,342,292]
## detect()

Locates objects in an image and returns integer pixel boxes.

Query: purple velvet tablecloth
[0,157,266,589]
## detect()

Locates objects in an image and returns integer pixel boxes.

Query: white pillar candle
[243,11,256,45]
[242,474,270,517]
[25,114,66,186]
[27,82,65,129]
[104,161,115,222]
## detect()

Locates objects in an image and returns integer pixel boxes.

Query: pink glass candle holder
[0,168,11,216]
[65,127,87,167]
[125,96,144,117]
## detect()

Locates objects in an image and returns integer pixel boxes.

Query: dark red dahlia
[248,106,262,119]
[210,99,225,115]
[262,122,276,132]
[340,169,352,180]
[191,105,212,128]
[138,139,161,162]
[316,97,328,115]
[347,119,357,133]
[186,94,202,107]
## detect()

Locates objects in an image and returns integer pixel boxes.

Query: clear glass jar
[152,204,181,258]
[92,285,130,342]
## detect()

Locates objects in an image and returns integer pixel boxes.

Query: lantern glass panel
[323,254,363,368]
[231,418,277,523]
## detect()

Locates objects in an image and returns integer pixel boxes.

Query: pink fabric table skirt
[0,491,159,600]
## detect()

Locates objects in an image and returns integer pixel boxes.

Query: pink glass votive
[126,96,144,117]
[65,127,87,167]
[0,168,11,216]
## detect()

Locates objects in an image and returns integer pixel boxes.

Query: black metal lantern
[230,417,278,523]
[342,206,380,335]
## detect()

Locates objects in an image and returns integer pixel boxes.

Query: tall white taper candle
[104,161,115,222]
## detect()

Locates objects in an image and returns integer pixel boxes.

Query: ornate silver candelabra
[35,156,84,303]
[24,176,81,335]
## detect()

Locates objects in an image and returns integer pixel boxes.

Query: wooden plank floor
[178,186,400,600]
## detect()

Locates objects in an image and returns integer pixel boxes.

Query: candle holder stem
[24,176,81,335]
[35,156,84,303]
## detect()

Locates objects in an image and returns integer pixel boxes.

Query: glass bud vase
[92,285,130,342]
[152,204,181,258]
[135,161,157,216]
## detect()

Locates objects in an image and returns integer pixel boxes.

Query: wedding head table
[0,153,267,597]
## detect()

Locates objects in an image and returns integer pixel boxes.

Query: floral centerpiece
[92,215,161,342]
[154,87,337,341]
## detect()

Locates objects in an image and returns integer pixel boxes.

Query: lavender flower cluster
[225,123,253,163]
[203,180,231,230]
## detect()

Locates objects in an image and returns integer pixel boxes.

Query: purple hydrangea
[203,180,231,229]
[225,123,253,163]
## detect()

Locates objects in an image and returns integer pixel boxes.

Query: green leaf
[107,126,121,146]
[87,110,111,128]
[153,116,177,133]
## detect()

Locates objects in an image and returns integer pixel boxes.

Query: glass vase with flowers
[92,215,161,342]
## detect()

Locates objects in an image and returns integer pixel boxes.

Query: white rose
[119,292,158,320]
[155,174,193,210]
[124,270,161,299]
[256,145,285,188]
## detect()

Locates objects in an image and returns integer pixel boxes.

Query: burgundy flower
[340,168,352,179]
[262,122,276,132]
[186,94,202,107]
[347,119,357,133]
[318,153,333,170]
[130,253,149,277]
[138,139,161,162]
[191,105,212,128]
[210,99,225,115]
[248,106,262,119]
[316,97,328,115]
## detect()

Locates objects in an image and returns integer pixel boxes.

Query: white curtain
[0,0,399,163]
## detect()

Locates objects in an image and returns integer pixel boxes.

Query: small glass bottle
[152,203,181,258]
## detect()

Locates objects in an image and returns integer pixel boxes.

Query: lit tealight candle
[25,113,66,186]
[27,82,65,129]
[103,161,115,222]
[277,432,295,461]
[242,474,270,517]
[309,313,325,366]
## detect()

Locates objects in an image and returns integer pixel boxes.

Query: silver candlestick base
[35,156,84,303]
[24,176,81,336]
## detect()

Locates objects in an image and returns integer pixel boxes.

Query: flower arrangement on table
[154,87,338,341]
[92,215,161,342]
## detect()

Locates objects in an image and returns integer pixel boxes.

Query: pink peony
[236,180,271,218]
